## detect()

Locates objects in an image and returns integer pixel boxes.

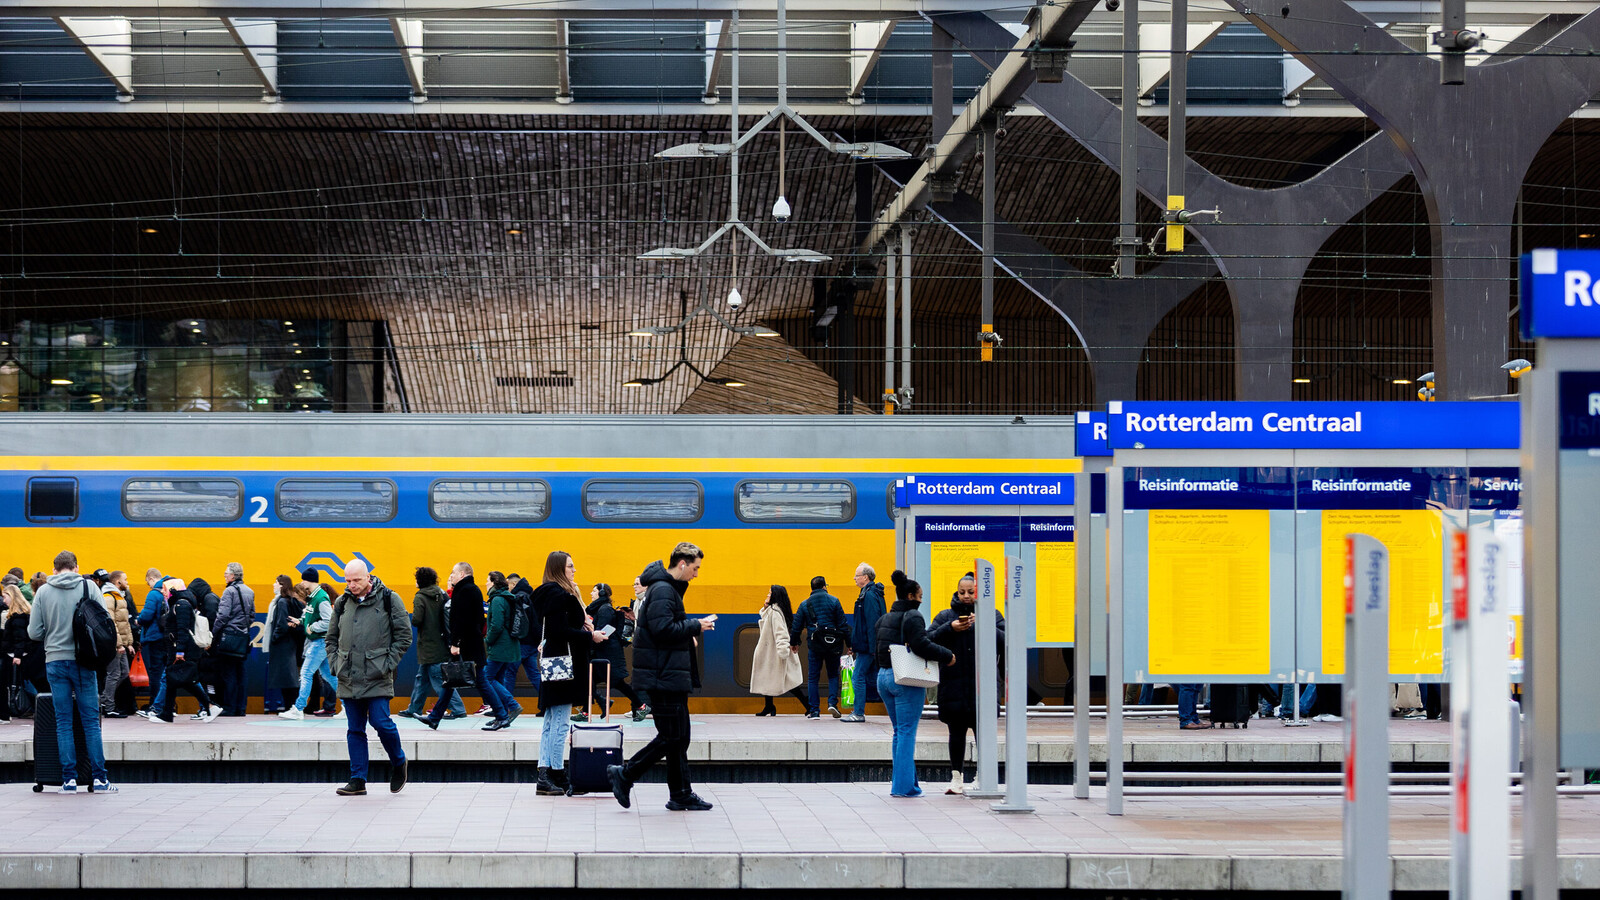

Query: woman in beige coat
[750,586,807,716]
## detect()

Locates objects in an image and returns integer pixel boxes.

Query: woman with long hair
[875,570,954,798]
[484,570,525,720]
[928,572,1005,794]
[580,582,648,722]
[1,584,42,722]
[749,585,807,716]
[532,551,604,795]
[263,575,306,714]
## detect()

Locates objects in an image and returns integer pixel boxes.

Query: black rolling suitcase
[567,661,624,795]
[1208,684,1251,729]
[33,693,93,792]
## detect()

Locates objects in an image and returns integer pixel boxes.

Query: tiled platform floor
[1,779,1595,891]
[0,712,1456,765]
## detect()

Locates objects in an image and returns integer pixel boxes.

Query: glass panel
[27,478,77,521]
[737,480,855,522]
[124,479,242,521]
[430,481,550,522]
[583,480,702,522]
[279,480,395,521]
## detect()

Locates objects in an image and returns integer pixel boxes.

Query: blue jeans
[293,640,337,711]
[808,649,841,713]
[849,657,877,715]
[485,661,523,714]
[44,661,107,784]
[426,662,513,722]
[1177,684,1203,726]
[486,656,524,711]
[517,643,541,693]
[344,697,404,781]
[878,668,925,797]
[1277,683,1317,718]
[142,643,168,711]
[540,702,571,768]
[406,663,466,717]
[1138,683,1157,705]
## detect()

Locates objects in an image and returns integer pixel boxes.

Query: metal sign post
[1343,533,1390,900]
[1074,471,1094,800]
[1450,530,1511,900]
[994,555,1035,812]
[1518,247,1600,900]
[971,556,1003,799]
[1106,467,1125,816]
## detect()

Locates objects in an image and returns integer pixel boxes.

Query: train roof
[0,414,1079,461]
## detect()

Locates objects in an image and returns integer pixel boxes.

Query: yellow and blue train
[1,414,1078,710]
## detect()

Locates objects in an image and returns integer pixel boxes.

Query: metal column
[972,557,1002,798]
[994,554,1035,812]
[1344,534,1390,900]
[884,237,897,414]
[1116,0,1138,277]
[1074,472,1092,799]
[1106,468,1124,814]
[1164,0,1186,252]
[899,228,912,411]
[980,120,997,360]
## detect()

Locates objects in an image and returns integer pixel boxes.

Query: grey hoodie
[28,570,103,664]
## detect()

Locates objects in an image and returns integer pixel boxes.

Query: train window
[26,477,78,523]
[582,479,702,523]
[735,480,856,523]
[429,480,551,522]
[276,479,397,522]
[123,479,243,522]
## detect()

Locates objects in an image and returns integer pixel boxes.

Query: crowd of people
[0,543,1009,804]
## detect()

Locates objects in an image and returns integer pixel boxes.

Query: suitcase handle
[585,658,611,722]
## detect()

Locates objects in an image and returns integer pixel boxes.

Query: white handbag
[889,615,940,689]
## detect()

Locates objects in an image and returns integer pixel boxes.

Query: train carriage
[1,414,1077,710]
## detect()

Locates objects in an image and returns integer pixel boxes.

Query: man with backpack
[280,575,338,720]
[214,563,255,717]
[789,576,850,719]
[325,559,411,796]
[27,550,117,793]
[149,579,219,724]
[509,573,542,713]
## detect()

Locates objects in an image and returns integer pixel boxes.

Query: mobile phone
[599,624,616,637]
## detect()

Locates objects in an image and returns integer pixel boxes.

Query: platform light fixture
[50,378,72,385]
[1293,377,1311,384]
[623,291,756,389]
[1502,358,1533,378]
[1392,378,1412,384]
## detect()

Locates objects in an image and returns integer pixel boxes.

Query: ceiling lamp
[640,9,831,266]
[623,291,759,388]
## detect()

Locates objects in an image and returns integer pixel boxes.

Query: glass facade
[0,318,337,412]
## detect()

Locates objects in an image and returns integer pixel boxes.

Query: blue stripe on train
[1,471,900,529]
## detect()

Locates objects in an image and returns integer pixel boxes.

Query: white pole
[884,239,896,413]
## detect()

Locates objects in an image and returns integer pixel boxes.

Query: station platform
[3,779,1598,892]
[0,712,1456,771]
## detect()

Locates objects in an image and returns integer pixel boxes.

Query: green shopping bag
[840,658,855,709]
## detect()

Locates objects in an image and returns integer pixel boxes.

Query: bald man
[325,560,412,796]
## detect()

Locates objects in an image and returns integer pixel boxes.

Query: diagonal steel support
[1226,0,1600,400]
[935,10,1410,400]
[876,159,1215,403]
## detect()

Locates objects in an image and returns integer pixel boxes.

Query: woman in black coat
[928,572,1005,795]
[581,583,647,722]
[532,551,603,794]
[2,585,44,719]
[264,575,306,713]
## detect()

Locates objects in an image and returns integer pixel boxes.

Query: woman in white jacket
[749,586,806,716]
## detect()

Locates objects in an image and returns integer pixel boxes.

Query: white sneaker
[90,778,118,794]
[60,779,77,794]
[945,773,965,795]
[203,707,224,723]
[278,708,305,720]
[1312,713,1344,723]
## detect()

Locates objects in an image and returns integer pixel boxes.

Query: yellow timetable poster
[931,542,1006,613]
[1319,509,1444,675]
[1035,541,1076,644]
[1146,509,1272,675]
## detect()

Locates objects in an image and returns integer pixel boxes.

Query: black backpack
[72,582,119,670]
[510,592,534,641]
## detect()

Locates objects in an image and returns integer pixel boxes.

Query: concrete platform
[0,712,1454,767]
[2,780,1596,891]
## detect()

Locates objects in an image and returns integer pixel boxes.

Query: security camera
[1105,0,1120,11]
[727,286,744,310]
[772,196,792,223]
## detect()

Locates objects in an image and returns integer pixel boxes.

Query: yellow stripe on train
[1,526,899,615]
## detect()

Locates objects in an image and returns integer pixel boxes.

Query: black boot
[550,768,570,792]
[535,767,563,796]
[756,699,776,717]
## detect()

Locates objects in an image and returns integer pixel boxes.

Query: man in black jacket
[608,542,715,812]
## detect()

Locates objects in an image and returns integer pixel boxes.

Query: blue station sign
[1105,401,1517,450]
[1521,249,1600,339]
[896,474,1075,507]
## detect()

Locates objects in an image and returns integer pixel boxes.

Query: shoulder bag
[889,614,940,689]
[537,597,576,682]
[441,658,476,689]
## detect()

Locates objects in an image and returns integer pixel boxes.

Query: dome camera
[773,196,792,223]
[727,286,744,310]
[1105,0,1120,11]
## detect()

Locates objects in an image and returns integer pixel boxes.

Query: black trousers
[623,689,691,797]
[218,655,247,714]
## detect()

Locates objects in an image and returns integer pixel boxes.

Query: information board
[1034,535,1076,644]
[1558,371,1600,766]
[1147,508,1273,674]
[931,541,1005,614]
[1302,467,1455,676]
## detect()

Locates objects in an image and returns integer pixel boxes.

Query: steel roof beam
[389,17,426,101]
[221,17,278,98]
[53,16,133,97]
[846,20,894,104]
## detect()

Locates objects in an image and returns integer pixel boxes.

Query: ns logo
[295,552,376,584]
